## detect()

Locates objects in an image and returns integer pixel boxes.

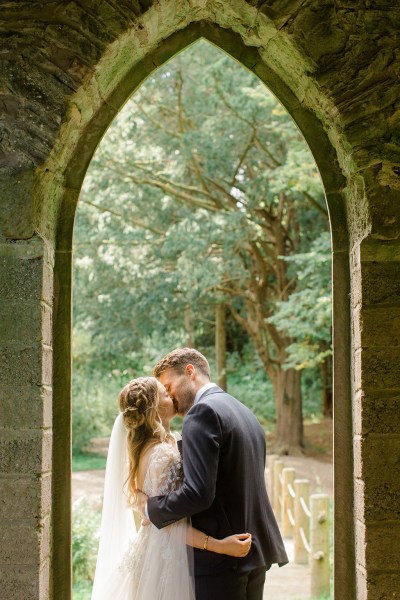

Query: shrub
[72,498,101,585]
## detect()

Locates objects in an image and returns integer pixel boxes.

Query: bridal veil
[91,413,137,599]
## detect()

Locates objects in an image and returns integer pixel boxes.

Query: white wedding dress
[91,424,195,600]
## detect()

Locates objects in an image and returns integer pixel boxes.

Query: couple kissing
[91,347,288,600]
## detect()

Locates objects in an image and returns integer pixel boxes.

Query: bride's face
[157,381,176,426]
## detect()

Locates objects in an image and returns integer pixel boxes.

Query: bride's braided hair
[118,376,171,505]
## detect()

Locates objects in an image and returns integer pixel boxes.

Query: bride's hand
[210,533,252,557]
[135,489,150,526]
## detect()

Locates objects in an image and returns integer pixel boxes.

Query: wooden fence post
[310,494,330,597]
[282,468,296,538]
[294,479,310,564]
[273,460,284,520]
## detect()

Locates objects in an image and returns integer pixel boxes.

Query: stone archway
[1,3,399,599]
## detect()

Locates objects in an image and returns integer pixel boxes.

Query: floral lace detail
[118,442,183,579]
[144,442,183,497]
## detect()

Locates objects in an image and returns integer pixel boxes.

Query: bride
[91,376,252,599]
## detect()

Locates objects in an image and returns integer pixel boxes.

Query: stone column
[351,237,400,599]
[0,235,54,599]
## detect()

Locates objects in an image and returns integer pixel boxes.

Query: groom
[137,348,288,599]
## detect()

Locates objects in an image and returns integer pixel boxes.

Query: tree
[267,232,333,416]
[74,40,329,453]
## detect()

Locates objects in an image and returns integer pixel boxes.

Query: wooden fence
[266,455,330,598]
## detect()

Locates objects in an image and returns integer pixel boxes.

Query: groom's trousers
[195,566,266,600]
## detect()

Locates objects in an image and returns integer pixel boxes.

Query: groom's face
[158,367,196,416]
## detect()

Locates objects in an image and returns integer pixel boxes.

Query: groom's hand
[135,489,150,526]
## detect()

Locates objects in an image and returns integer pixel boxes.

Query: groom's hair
[153,347,210,378]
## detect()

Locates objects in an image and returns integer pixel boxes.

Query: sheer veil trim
[91,413,137,599]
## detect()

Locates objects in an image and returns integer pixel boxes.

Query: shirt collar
[194,382,217,405]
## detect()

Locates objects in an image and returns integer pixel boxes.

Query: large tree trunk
[321,353,333,417]
[215,302,227,391]
[271,367,304,455]
[184,307,195,347]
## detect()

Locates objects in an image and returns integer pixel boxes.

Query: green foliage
[224,351,275,426]
[72,580,93,600]
[72,368,119,454]
[73,39,328,376]
[72,40,331,449]
[72,453,107,472]
[301,368,324,418]
[72,499,101,585]
[268,232,332,370]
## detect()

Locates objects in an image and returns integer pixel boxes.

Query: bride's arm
[186,526,252,557]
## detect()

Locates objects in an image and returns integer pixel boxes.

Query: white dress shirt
[193,381,217,405]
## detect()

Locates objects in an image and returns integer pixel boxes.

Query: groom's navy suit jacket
[148,386,288,576]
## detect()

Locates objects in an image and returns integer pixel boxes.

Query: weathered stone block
[0,474,51,520]
[353,347,362,393]
[362,166,400,240]
[354,390,400,435]
[0,520,40,565]
[38,515,50,565]
[360,261,400,306]
[0,343,41,387]
[354,435,400,522]
[360,238,400,263]
[354,477,365,524]
[356,565,368,600]
[0,385,52,429]
[365,523,400,572]
[355,517,367,570]
[39,559,50,600]
[353,436,363,480]
[0,515,50,567]
[0,430,52,474]
[360,347,400,390]
[0,564,40,600]
[352,304,362,352]
[41,302,52,347]
[0,342,52,387]
[0,301,41,344]
[0,169,35,240]
[42,345,52,387]
[350,253,363,310]
[359,306,400,348]
[0,254,43,304]
[41,260,54,306]
[366,571,400,600]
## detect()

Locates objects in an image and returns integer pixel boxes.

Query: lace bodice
[118,440,186,586]
[92,426,194,600]
[142,441,183,497]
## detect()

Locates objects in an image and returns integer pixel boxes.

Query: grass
[72,452,107,472]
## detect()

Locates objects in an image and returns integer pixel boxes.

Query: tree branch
[80,198,165,235]
[303,191,328,216]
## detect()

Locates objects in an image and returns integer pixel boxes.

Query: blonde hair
[118,376,172,505]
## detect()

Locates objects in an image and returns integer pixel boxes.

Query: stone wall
[0,1,399,598]
[351,239,400,598]
[0,236,53,599]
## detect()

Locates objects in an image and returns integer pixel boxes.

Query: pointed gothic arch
[3,3,399,599]
[36,19,352,600]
